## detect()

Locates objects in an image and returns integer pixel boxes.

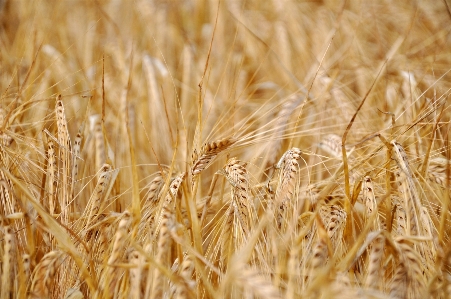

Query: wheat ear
[365,233,385,290]
[84,163,112,231]
[175,254,196,299]
[102,211,131,297]
[71,131,83,197]
[396,238,426,297]
[149,173,185,299]
[47,140,58,215]
[31,250,63,298]
[150,207,174,299]
[90,114,105,174]
[392,141,423,235]
[55,95,72,224]
[274,147,302,229]
[191,137,235,177]
[129,250,144,299]
[238,267,281,299]
[141,173,164,223]
[389,260,408,299]
[1,224,14,299]
[309,214,330,283]
[221,158,253,241]
[153,172,185,237]
[362,176,379,229]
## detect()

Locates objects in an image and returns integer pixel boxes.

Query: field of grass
[1,0,451,298]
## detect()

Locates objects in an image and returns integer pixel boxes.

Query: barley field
[1,0,451,298]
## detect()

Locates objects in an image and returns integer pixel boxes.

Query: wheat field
[1,0,451,298]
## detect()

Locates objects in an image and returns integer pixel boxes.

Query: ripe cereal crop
[0,1,451,298]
